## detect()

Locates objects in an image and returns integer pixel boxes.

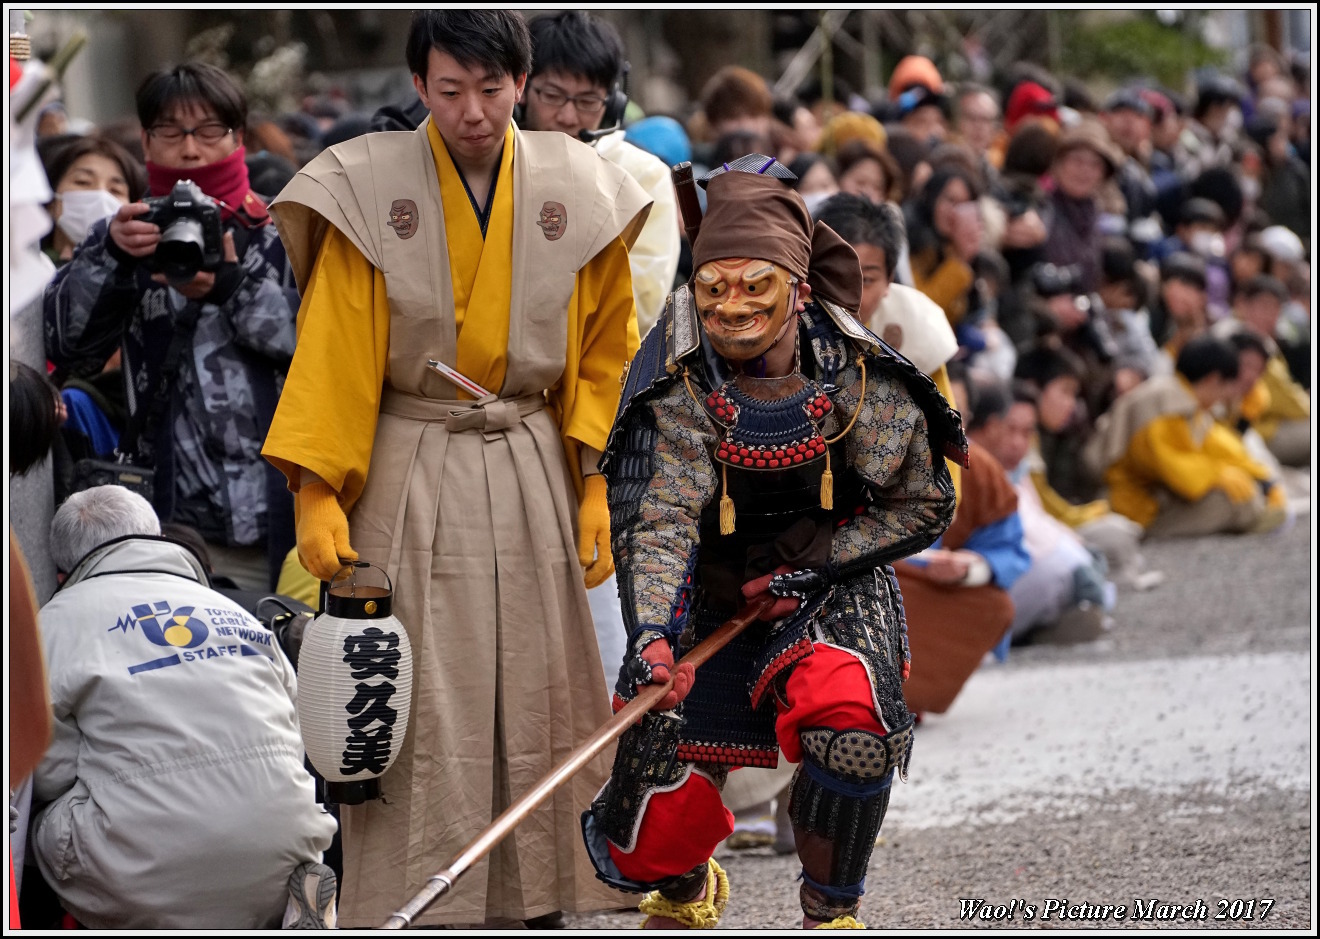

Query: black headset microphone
[576,62,630,144]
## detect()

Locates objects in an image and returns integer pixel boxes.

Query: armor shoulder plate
[604,286,699,471]
[816,297,883,356]
[809,298,967,469]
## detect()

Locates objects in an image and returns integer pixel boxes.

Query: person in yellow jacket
[260,11,651,928]
[1223,275,1310,467]
[1084,334,1287,539]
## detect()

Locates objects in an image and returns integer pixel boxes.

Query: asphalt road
[566,483,1314,932]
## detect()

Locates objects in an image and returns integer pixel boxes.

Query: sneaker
[283,861,338,929]
[1033,604,1107,646]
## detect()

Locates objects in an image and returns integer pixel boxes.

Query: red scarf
[146,145,268,224]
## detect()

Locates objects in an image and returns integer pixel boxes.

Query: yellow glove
[577,473,614,589]
[1215,466,1257,504]
[296,480,358,582]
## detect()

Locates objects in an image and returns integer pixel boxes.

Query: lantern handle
[328,559,394,599]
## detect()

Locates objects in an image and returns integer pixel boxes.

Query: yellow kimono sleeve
[1128,415,1242,504]
[1030,471,1111,528]
[262,226,391,513]
[552,235,639,486]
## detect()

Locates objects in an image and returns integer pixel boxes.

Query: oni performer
[580,156,966,929]
[261,10,652,928]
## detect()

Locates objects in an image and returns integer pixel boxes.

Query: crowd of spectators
[8,16,1311,928]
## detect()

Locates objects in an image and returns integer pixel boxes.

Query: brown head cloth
[692,166,862,314]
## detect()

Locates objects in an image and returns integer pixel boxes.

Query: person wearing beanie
[1043,118,1121,295]
[580,154,965,930]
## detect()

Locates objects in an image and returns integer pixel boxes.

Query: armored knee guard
[789,720,914,921]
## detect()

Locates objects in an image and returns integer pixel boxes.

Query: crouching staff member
[581,156,966,929]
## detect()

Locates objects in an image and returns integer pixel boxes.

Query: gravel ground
[566,504,1314,932]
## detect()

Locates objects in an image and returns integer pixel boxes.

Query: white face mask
[1189,230,1225,259]
[56,188,123,244]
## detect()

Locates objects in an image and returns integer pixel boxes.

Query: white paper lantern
[297,563,413,804]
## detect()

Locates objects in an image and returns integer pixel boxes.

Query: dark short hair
[1014,342,1086,390]
[1010,378,1041,408]
[812,193,906,282]
[1161,251,1208,291]
[136,62,247,133]
[1236,273,1289,304]
[9,361,61,478]
[38,133,147,201]
[527,10,622,90]
[785,152,838,192]
[1176,334,1239,383]
[406,10,532,83]
[835,138,904,202]
[965,375,1012,432]
[1227,329,1270,362]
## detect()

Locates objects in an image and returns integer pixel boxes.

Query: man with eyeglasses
[44,62,299,594]
[522,11,679,339]
[520,10,682,702]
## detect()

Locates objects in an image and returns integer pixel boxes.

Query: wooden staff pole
[381,597,773,929]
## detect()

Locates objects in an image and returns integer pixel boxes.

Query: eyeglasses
[530,84,606,115]
[146,122,232,144]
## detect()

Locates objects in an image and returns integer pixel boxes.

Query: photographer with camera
[43,62,298,592]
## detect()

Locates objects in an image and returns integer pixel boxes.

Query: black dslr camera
[1030,262,1083,298]
[140,179,224,285]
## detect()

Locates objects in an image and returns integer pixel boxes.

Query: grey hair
[50,485,161,574]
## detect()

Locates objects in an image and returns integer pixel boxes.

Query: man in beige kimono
[261,10,651,928]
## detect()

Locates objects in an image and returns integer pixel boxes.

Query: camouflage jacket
[44,210,299,547]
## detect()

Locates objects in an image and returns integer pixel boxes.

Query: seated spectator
[1151,197,1232,317]
[29,485,338,929]
[997,344,1160,591]
[1014,342,1103,504]
[1150,252,1210,363]
[1043,119,1122,295]
[885,54,948,145]
[1028,260,1120,418]
[708,128,774,171]
[785,151,839,214]
[834,138,903,205]
[1215,275,1310,466]
[905,167,983,331]
[882,125,934,201]
[1218,330,1287,477]
[692,65,774,161]
[1084,335,1287,538]
[1245,108,1310,245]
[814,192,963,502]
[970,377,1113,645]
[894,368,1029,716]
[951,83,1002,174]
[1096,235,1169,391]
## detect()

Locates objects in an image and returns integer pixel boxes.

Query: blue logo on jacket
[112,600,265,675]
